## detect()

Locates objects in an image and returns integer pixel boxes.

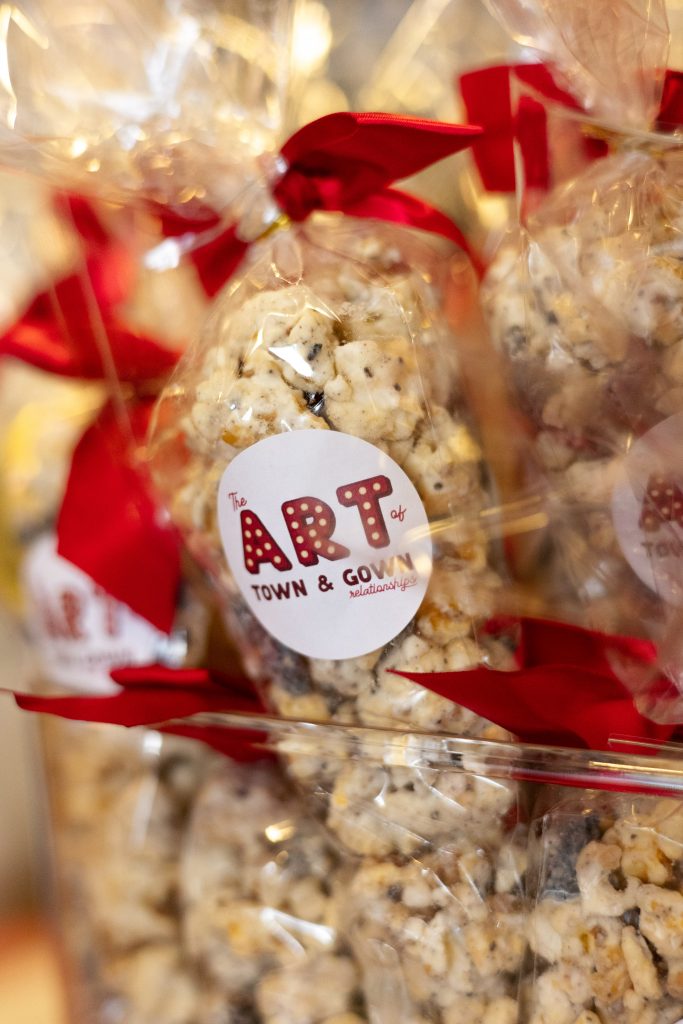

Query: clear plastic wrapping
[0,188,217,1020]
[182,758,366,1024]
[527,787,683,1023]
[0,0,292,213]
[150,213,515,717]
[172,714,683,1024]
[41,717,214,1023]
[480,0,683,711]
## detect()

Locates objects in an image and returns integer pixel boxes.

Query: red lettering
[639,474,683,532]
[336,475,392,548]
[241,510,292,574]
[95,587,120,637]
[61,589,84,639]
[281,497,350,566]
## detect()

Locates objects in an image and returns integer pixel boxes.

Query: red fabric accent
[56,400,181,634]
[11,665,271,760]
[460,64,580,192]
[0,200,178,383]
[158,112,482,295]
[396,617,675,751]
[657,69,683,130]
[460,64,683,194]
[0,196,182,631]
[276,111,480,216]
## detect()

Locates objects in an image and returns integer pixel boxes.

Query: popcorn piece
[528,794,683,1024]
[44,719,210,1021]
[182,760,359,1016]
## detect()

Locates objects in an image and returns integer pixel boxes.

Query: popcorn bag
[0,194,220,1023]
[472,0,683,714]
[170,711,683,1023]
[148,112,524,747]
[0,0,291,214]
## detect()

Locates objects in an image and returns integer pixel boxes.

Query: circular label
[218,431,433,660]
[22,534,169,694]
[612,412,683,607]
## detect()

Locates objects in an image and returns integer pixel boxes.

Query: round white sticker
[218,431,433,660]
[22,534,169,694]
[612,412,683,607]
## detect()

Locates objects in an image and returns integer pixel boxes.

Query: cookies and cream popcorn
[477,0,683,704]
[181,759,366,1024]
[526,792,683,1024]
[344,836,525,1024]
[149,219,518,834]
[42,717,213,1023]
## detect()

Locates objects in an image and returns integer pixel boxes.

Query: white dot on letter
[274,556,282,564]
[371,531,380,541]
[344,490,352,499]
[286,507,294,515]
[296,536,304,544]
[373,482,381,491]
[363,501,371,510]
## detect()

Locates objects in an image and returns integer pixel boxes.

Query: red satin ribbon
[0,196,178,381]
[12,664,271,760]
[10,617,677,760]
[56,400,180,633]
[397,617,675,751]
[158,111,483,296]
[0,196,181,631]
[459,64,683,193]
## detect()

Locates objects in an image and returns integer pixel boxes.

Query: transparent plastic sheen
[0,0,291,212]
[169,713,683,1024]
[149,215,518,742]
[481,0,683,717]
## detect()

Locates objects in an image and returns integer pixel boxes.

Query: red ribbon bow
[158,111,483,296]
[12,664,271,760]
[398,617,675,751]
[459,64,683,194]
[0,196,181,631]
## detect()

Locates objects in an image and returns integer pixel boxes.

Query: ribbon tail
[10,687,272,760]
[56,401,181,633]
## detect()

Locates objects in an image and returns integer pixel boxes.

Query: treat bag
[181,755,367,1024]
[526,783,683,1024]
[477,0,683,711]
[0,193,220,1023]
[0,0,292,215]
[171,713,529,1024]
